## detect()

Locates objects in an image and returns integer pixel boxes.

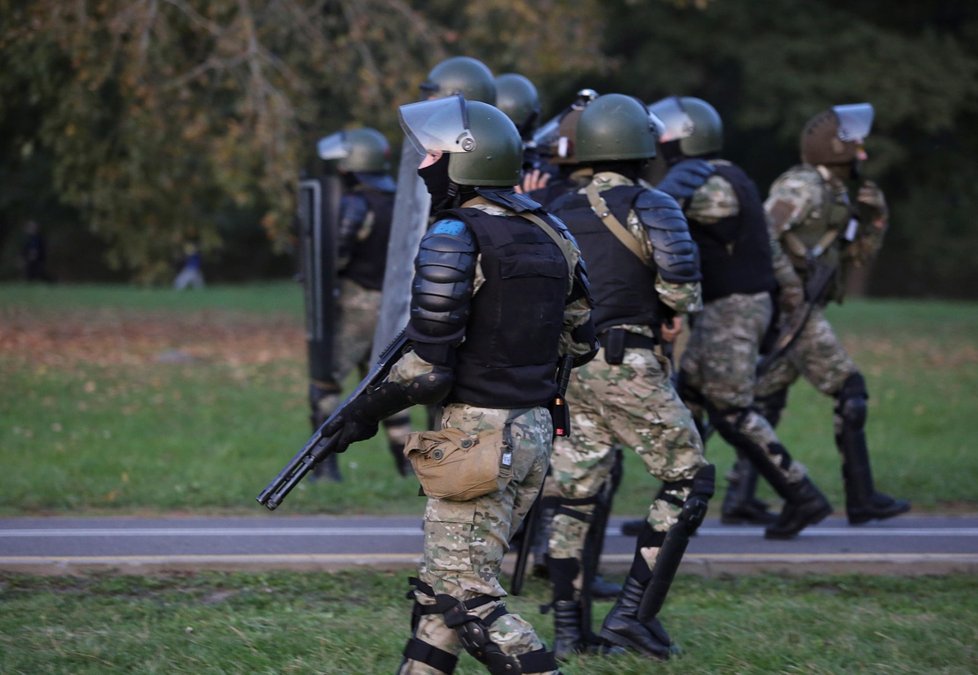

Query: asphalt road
[2,513,976,576]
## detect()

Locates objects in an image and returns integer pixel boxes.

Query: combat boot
[590,575,621,599]
[388,439,413,477]
[720,457,777,525]
[598,576,674,661]
[764,477,832,540]
[310,453,342,482]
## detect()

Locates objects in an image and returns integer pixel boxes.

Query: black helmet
[648,96,723,157]
[800,103,874,166]
[420,56,496,104]
[316,127,391,172]
[575,93,658,163]
[532,89,599,165]
[399,95,522,186]
[494,73,540,138]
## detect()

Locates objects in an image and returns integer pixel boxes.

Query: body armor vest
[686,163,775,302]
[342,188,393,291]
[441,207,570,409]
[550,185,660,334]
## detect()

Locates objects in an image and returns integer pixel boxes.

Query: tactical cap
[399,95,522,186]
[649,96,723,156]
[575,93,658,163]
[494,73,541,136]
[317,127,391,172]
[420,56,496,104]
[800,103,874,166]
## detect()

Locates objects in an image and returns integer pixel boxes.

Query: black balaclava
[418,153,456,211]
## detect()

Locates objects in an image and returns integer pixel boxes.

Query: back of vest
[686,163,775,302]
[343,189,393,291]
[441,208,569,409]
[551,185,660,334]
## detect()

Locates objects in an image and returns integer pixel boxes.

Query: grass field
[1,282,976,517]
[2,283,977,674]
[1,570,976,674]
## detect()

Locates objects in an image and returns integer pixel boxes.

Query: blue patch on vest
[431,219,467,236]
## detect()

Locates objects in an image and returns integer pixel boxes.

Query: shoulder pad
[411,219,477,343]
[634,189,701,284]
[339,193,369,224]
[474,187,541,212]
[656,158,717,202]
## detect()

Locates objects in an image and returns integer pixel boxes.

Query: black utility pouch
[602,328,626,365]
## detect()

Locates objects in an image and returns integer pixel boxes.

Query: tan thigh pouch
[404,427,513,501]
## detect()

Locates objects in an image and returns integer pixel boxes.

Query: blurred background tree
[1,0,976,296]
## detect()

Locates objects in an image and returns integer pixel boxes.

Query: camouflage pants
[400,404,555,675]
[755,306,857,400]
[680,293,808,484]
[547,346,709,580]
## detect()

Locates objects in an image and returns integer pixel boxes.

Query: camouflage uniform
[756,164,884,400]
[677,169,814,524]
[758,161,909,525]
[547,172,710,648]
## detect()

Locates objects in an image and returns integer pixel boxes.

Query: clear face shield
[648,97,694,143]
[833,103,874,143]
[398,94,477,156]
[316,132,349,161]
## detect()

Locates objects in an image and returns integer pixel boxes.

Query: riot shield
[297,174,342,383]
[370,138,431,363]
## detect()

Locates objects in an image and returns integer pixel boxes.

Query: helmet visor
[398,95,476,155]
[316,132,349,161]
[531,113,561,153]
[833,103,874,143]
[648,97,694,143]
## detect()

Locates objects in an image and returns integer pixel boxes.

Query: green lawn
[1,283,976,517]
[0,570,975,674]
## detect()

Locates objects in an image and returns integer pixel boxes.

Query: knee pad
[836,372,868,429]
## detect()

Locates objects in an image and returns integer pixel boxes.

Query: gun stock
[257,329,409,511]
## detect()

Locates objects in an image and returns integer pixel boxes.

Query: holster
[600,328,657,365]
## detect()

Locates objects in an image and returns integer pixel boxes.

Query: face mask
[418,153,453,209]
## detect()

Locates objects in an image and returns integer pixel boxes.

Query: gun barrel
[256,434,336,510]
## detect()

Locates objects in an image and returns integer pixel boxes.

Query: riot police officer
[650,96,833,538]
[307,127,413,481]
[543,93,713,661]
[321,95,597,674]
[757,103,910,526]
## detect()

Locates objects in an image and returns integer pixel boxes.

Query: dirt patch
[0,307,304,368]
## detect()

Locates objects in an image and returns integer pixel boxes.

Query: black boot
[598,576,673,661]
[721,457,777,525]
[310,452,342,482]
[764,478,832,540]
[552,600,586,661]
[590,575,621,600]
[835,372,910,524]
[388,440,413,477]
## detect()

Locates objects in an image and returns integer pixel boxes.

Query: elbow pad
[635,189,702,284]
[408,219,477,345]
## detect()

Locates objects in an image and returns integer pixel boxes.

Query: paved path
[2,514,976,576]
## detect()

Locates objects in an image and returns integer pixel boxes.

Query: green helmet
[648,96,723,157]
[316,127,391,172]
[575,93,658,163]
[399,95,522,186]
[800,103,874,166]
[420,56,496,104]
[494,73,540,137]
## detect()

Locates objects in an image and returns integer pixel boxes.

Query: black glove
[322,410,379,453]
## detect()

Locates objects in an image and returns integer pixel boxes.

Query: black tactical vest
[550,185,660,334]
[342,188,393,291]
[440,207,569,409]
[686,164,776,302]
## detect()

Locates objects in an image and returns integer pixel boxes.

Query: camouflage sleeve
[764,168,821,258]
[768,223,805,314]
[655,277,703,314]
[686,174,740,224]
[559,295,597,363]
[845,180,888,267]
